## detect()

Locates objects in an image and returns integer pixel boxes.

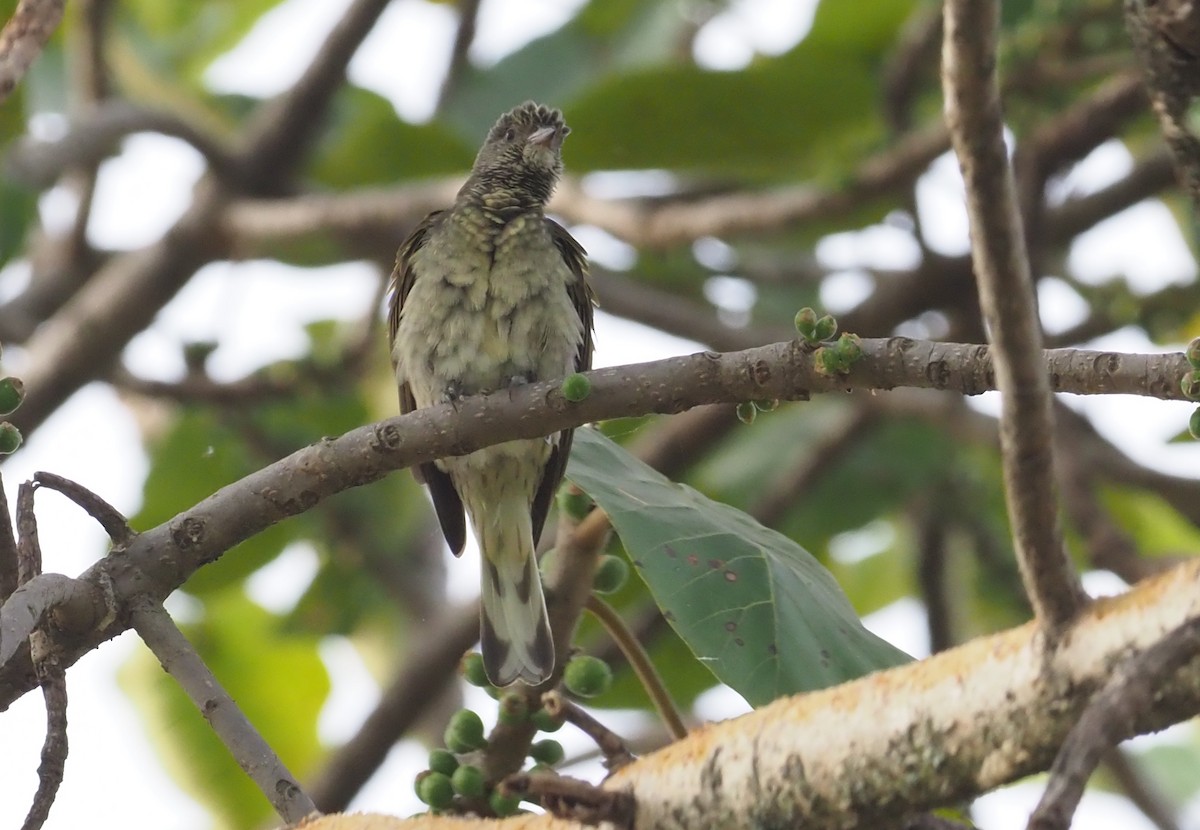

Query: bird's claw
[442,381,464,409]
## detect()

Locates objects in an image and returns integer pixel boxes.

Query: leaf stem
[585,594,688,740]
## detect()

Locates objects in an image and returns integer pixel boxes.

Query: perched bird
[388,102,594,686]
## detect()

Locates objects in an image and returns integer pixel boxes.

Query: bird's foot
[505,371,536,400]
[441,380,465,409]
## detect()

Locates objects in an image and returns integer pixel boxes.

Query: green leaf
[563,0,918,178]
[441,0,695,140]
[118,590,329,826]
[573,541,727,711]
[118,0,290,81]
[1130,739,1200,804]
[0,175,37,270]
[308,86,473,189]
[132,408,307,595]
[566,429,910,707]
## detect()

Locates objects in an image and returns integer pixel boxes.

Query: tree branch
[128,596,317,824]
[0,0,65,103]
[5,102,241,187]
[10,0,392,439]
[0,338,1191,707]
[295,558,1200,829]
[942,0,1086,631]
[1027,613,1200,830]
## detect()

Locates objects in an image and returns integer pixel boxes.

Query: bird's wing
[387,211,468,556]
[530,218,597,545]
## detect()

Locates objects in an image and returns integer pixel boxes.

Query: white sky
[0,0,1197,828]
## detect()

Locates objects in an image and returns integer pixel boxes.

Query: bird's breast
[393,212,583,406]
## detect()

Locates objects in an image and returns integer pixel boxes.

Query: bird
[387,102,594,686]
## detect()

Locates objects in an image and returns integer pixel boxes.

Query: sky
[1,0,1198,828]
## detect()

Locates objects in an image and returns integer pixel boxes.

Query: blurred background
[1,0,1200,827]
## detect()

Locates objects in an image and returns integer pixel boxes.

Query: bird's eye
[504,128,516,141]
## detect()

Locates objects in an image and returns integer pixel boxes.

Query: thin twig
[22,633,66,830]
[16,481,40,586]
[0,0,66,103]
[916,498,954,654]
[435,0,481,112]
[585,595,687,742]
[32,472,134,549]
[0,473,19,601]
[11,477,69,830]
[942,0,1087,632]
[1027,614,1200,830]
[128,595,317,824]
[503,771,635,828]
[543,689,636,771]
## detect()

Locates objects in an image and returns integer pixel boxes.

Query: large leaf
[441,0,695,141]
[308,86,473,189]
[119,0,289,81]
[566,428,910,708]
[563,0,918,178]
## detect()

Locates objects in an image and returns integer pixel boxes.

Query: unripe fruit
[1190,408,1200,440]
[489,789,521,817]
[794,307,819,341]
[428,749,459,777]
[0,423,22,455]
[1184,371,1200,401]
[556,484,593,521]
[444,708,486,753]
[592,555,630,595]
[416,771,454,808]
[460,652,490,688]
[530,739,565,766]
[736,401,757,424]
[836,332,863,362]
[813,314,838,342]
[0,377,24,415]
[1187,337,1200,368]
[561,372,591,402]
[562,655,613,698]
[531,706,564,733]
[451,764,486,798]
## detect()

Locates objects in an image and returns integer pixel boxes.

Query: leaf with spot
[567,428,910,707]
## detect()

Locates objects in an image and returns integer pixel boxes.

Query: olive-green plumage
[388,102,594,686]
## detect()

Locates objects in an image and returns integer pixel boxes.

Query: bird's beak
[527,125,560,150]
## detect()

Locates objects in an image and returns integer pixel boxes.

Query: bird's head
[465,102,570,207]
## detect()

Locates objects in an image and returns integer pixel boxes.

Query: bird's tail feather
[477,506,554,687]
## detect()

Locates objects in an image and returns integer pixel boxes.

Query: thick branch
[5,102,240,186]
[0,339,1190,706]
[1028,614,1200,830]
[298,558,1200,829]
[942,0,1086,631]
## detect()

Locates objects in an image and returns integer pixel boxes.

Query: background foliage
[2,0,1199,827]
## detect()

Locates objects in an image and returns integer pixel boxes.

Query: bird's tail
[476,494,554,686]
